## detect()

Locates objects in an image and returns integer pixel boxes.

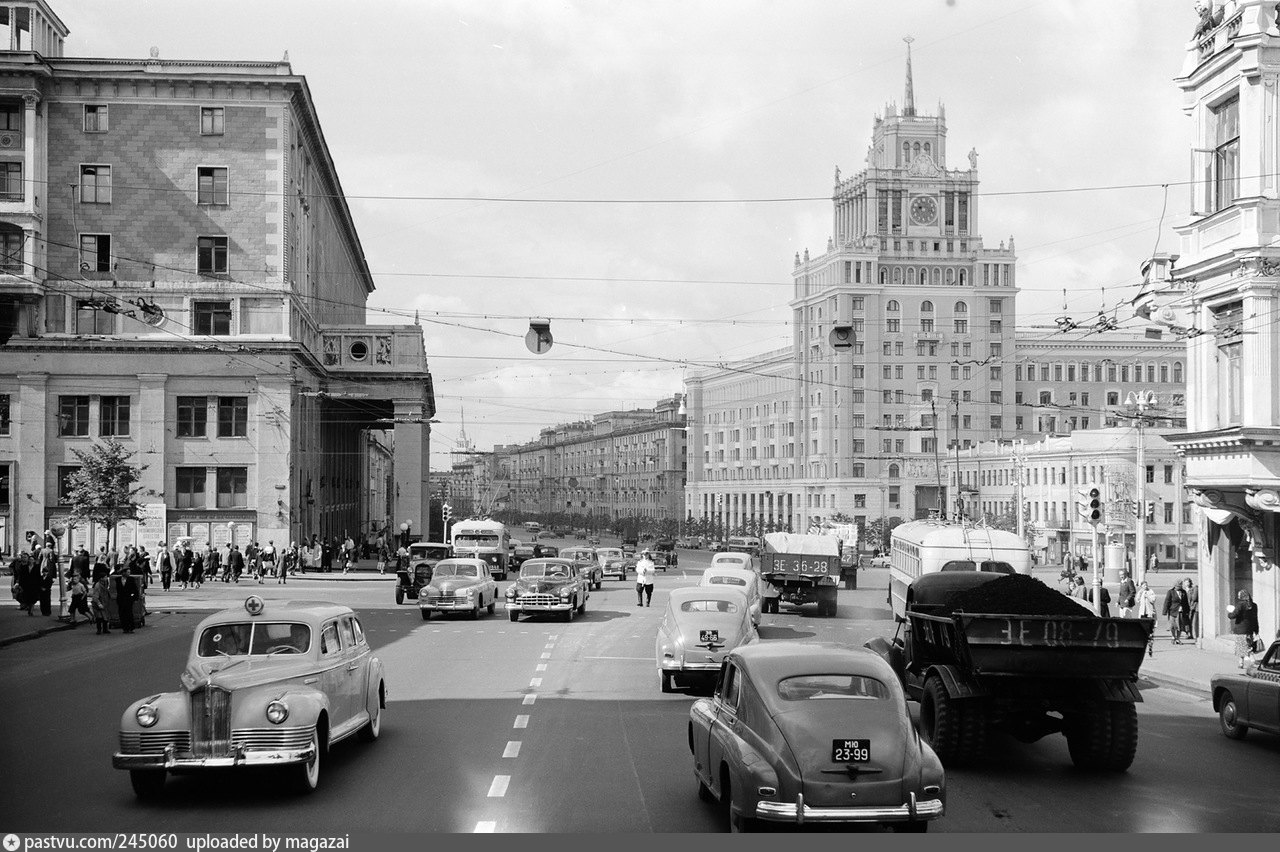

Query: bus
[887,520,1032,620]
[726,536,763,557]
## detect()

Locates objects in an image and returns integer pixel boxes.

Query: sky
[65,0,1200,468]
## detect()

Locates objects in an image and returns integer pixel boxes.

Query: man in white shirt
[635,551,656,607]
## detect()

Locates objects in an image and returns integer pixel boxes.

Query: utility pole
[1126,390,1157,584]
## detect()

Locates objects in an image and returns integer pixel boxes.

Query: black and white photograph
[1,0,1278,839]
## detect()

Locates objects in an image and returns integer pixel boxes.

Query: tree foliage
[65,439,146,547]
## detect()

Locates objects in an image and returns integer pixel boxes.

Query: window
[0,225,23,272]
[79,234,111,272]
[852,463,865,478]
[990,366,1002,380]
[176,467,207,509]
[954,319,968,333]
[0,161,21,201]
[193,301,232,335]
[0,104,19,131]
[1208,95,1239,213]
[921,318,934,333]
[198,166,229,205]
[888,486,900,507]
[990,319,1002,333]
[888,464,900,479]
[990,416,1003,430]
[886,300,900,312]
[0,393,8,435]
[989,298,1003,314]
[921,300,934,313]
[217,396,248,437]
[100,396,130,437]
[176,397,207,438]
[200,106,225,135]
[216,467,248,508]
[954,300,968,314]
[886,318,900,332]
[198,236,228,275]
[79,165,111,203]
[83,104,108,132]
[74,299,113,334]
[57,465,80,504]
[58,395,89,437]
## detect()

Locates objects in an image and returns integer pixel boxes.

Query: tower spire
[903,35,916,117]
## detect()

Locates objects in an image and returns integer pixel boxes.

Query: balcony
[319,325,426,372]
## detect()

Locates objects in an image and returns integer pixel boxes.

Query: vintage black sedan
[689,642,945,832]
[395,542,451,605]
[1212,638,1280,740]
[113,596,385,798]
[505,558,590,622]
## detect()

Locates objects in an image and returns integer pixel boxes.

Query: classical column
[16,373,48,537]
[22,94,37,209]
[392,399,430,543]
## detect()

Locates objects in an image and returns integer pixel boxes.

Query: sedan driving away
[689,642,945,833]
[657,586,756,693]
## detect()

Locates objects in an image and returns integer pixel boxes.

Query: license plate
[699,629,720,643]
[832,739,870,762]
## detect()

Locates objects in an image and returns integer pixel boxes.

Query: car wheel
[697,775,714,803]
[563,602,575,622]
[471,601,481,620]
[358,685,383,742]
[296,727,322,793]
[1219,691,1249,740]
[395,587,404,605]
[129,769,166,800]
[508,609,519,622]
[577,598,586,615]
[420,608,430,621]
[487,600,496,615]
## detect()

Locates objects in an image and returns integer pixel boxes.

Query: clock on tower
[910,195,938,226]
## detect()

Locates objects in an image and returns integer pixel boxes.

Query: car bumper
[755,793,944,824]
[508,601,573,612]
[660,659,721,672]
[419,600,477,611]
[113,743,314,771]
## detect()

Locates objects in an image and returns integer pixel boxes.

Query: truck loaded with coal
[866,571,1155,772]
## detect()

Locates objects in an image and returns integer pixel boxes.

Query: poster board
[115,519,138,549]
[188,522,211,548]
[135,504,166,552]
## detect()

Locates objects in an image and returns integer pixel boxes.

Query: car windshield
[197,622,312,657]
[680,599,740,613]
[598,550,622,558]
[708,575,747,586]
[455,534,499,546]
[410,546,451,560]
[715,557,747,567]
[776,674,890,701]
[522,563,570,578]
[433,564,479,577]
[940,560,1015,574]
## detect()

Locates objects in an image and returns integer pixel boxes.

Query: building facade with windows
[492,397,687,529]
[1132,0,1280,644]
[948,429,1196,570]
[0,1,434,554]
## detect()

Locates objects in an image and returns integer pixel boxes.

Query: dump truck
[866,572,1155,772]
[758,532,841,617]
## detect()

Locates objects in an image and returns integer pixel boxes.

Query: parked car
[689,642,945,832]
[397,542,451,605]
[863,553,891,569]
[657,586,756,693]
[655,536,676,553]
[1212,638,1280,740]
[700,565,763,627]
[597,547,629,580]
[113,595,385,798]
[418,558,499,621]
[505,558,590,623]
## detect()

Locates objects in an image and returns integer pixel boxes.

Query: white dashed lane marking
[541,652,552,659]
[529,677,542,687]
[522,694,537,705]
[487,776,510,797]
[535,664,547,671]
[474,821,496,833]
[514,715,530,729]
[503,741,522,758]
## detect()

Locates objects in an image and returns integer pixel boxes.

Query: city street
[2,552,1276,834]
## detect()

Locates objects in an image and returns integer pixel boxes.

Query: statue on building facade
[968,147,978,169]
[1193,1,1224,37]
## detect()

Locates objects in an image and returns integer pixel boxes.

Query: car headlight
[506,587,517,598]
[136,704,158,727]
[266,700,289,725]
[559,588,572,599]
[463,587,476,597]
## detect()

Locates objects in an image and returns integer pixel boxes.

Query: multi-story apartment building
[947,429,1196,570]
[0,1,435,554]
[492,397,687,528]
[1133,0,1280,643]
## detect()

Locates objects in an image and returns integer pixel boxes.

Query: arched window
[1173,361,1183,383]
[880,267,888,285]
[959,269,967,286]
[886,299,900,312]
[954,301,968,313]
[912,142,921,158]
[888,464,900,479]
[902,142,910,163]
[920,300,934,313]
[923,142,932,157]
[1146,363,1156,383]
[932,268,941,285]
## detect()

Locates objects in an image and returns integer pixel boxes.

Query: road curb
[0,618,76,649]
[1140,671,1209,697]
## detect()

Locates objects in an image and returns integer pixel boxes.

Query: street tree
[64,438,147,550]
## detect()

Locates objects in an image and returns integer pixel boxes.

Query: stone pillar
[392,399,429,543]
[16,373,48,538]
[22,94,37,209]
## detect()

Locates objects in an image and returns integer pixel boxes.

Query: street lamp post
[399,519,413,549]
[1126,390,1158,584]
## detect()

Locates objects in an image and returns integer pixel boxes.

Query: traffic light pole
[1092,524,1102,617]
[1135,415,1147,585]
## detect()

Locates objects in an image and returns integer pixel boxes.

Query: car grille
[190,686,232,757]
[434,593,466,604]
[118,730,191,754]
[231,728,314,750]
[519,593,559,606]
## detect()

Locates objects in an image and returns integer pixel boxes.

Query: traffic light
[1086,487,1103,526]
[1145,501,1155,522]
[442,503,452,525]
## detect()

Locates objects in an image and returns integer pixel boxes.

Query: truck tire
[1065,701,1111,771]
[1102,703,1139,771]
[955,699,989,765]
[919,676,960,765]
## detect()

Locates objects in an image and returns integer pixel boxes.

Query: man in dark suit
[227,544,246,583]
[114,566,138,633]
[70,546,91,585]
[1162,582,1189,644]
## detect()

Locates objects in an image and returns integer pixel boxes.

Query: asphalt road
[1,547,1276,833]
